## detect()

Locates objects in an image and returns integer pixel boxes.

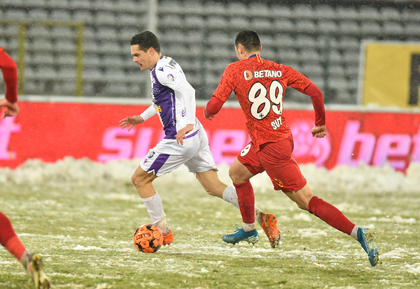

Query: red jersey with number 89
[212,55,312,151]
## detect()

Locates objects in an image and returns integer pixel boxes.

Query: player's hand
[0,99,19,118]
[204,111,215,121]
[175,124,194,145]
[311,125,327,138]
[119,115,144,131]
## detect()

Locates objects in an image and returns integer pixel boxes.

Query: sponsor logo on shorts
[240,144,251,156]
[274,178,284,187]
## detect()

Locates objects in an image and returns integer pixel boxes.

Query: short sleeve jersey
[213,55,312,151]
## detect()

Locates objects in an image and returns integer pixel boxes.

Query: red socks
[308,196,355,235]
[0,212,26,260]
[234,181,255,224]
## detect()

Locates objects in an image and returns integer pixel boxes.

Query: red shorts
[237,136,307,193]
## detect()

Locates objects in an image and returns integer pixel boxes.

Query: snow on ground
[1,157,420,194]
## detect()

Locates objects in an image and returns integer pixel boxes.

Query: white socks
[141,191,170,235]
[222,185,263,225]
[243,223,256,232]
[350,225,359,240]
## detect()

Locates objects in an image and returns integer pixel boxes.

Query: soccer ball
[133,224,163,253]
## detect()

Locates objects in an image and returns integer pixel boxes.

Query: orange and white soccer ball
[133,224,163,253]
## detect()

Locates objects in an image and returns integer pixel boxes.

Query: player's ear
[259,44,262,52]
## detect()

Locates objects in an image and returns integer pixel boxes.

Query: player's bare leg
[285,184,379,266]
[132,166,173,245]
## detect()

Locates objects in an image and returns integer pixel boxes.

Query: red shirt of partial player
[0,47,18,103]
[212,54,323,151]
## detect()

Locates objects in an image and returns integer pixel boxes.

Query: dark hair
[130,31,161,53]
[235,30,260,52]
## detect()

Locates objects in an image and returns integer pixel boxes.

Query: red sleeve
[303,83,325,126]
[212,64,236,102]
[204,96,224,117]
[0,48,18,103]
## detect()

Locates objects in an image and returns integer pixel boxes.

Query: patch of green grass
[0,179,419,288]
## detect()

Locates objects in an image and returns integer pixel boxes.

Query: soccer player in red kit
[204,30,379,267]
[0,47,51,288]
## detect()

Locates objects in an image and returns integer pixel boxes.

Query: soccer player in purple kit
[119,31,280,248]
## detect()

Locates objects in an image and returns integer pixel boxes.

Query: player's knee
[131,171,146,188]
[228,168,241,184]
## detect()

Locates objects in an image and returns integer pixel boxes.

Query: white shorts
[140,128,217,177]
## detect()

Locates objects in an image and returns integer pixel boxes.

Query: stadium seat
[83,53,101,67]
[4,9,27,20]
[28,9,49,21]
[31,53,54,65]
[203,2,226,16]
[55,53,76,65]
[73,10,94,24]
[51,27,76,39]
[383,22,404,37]
[360,21,382,36]
[337,37,360,50]
[314,5,336,20]
[159,14,183,29]
[228,18,250,29]
[69,0,91,10]
[208,32,231,45]
[358,6,381,21]
[380,7,402,21]
[278,49,300,62]
[27,26,50,38]
[343,50,360,65]
[272,19,295,33]
[328,49,343,64]
[248,2,270,18]
[55,40,77,53]
[295,35,318,49]
[227,2,248,16]
[300,63,324,78]
[182,1,203,15]
[405,22,420,37]
[184,16,205,29]
[50,10,72,21]
[95,12,117,26]
[274,34,296,48]
[92,0,115,11]
[270,4,292,19]
[317,20,339,34]
[46,0,68,9]
[250,19,273,32]
[207,16,228,30]
[159,1,184,14]
[328,65,345,76]
[96,27,118,41]
[402,8,420,21]
[293,4,316,19]
[336,6,359,20]
[295,20,317,34]
[30,39,54,52]
[299,49,320,62]
[339,20,360,35]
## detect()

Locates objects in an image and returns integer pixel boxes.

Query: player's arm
[173,78,196,143]
[303,83,327,138]
[157,66,196,144]
[0,48,19,117]
[204,96,224,121]
[119,105,156,131]
[204,65,234,121]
